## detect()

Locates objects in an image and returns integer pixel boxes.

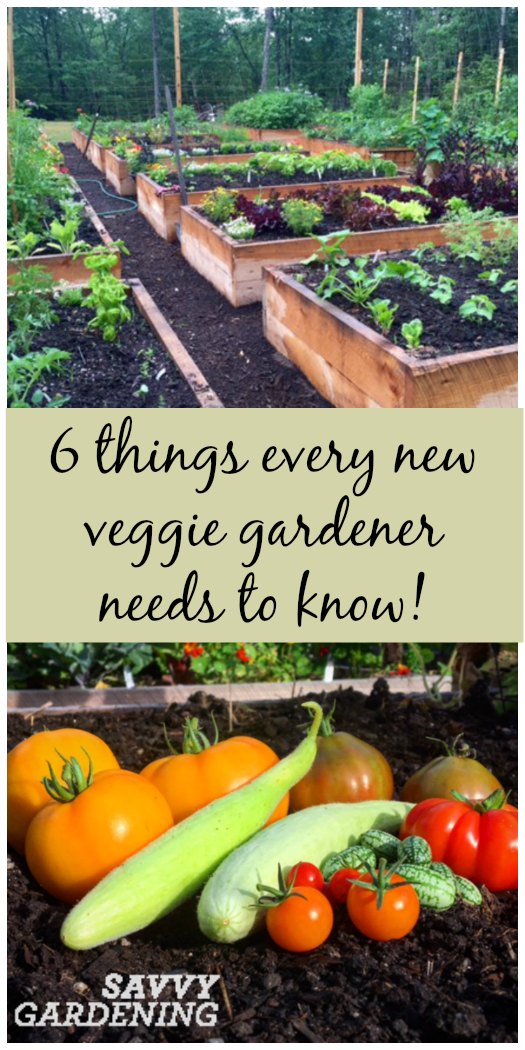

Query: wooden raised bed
[71,127,88,152]
[180,208,511,308]
[105,149,289,197]
[7,197,121,286]
[374,146,416,168]
[262,267,518,409]
[138,172,409,243]
[86,139,107,173]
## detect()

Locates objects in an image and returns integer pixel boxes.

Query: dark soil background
[163,166,392,192]
[8,688,517,1043]
[33,302,197,409]
[298,252,517,357]
[61,144,330,409]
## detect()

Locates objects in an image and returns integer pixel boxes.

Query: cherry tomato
[25,769,173,903]
[400,792,518,892]
[290,711,393,811]
[401,753,502,804]
[326,867,362,906]
[266,887,333,952]
[285,861,324,892]
[7,728,119,854]
[347,873,420,941]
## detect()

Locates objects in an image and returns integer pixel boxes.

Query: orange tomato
[25,769,173,903]
[7,728,119,854]
[265,886,334,952]
[141,721,289,826]
[347,872,420,941]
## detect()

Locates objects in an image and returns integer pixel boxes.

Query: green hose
[75,178,138,216]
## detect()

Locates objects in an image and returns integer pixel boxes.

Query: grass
[40,120,73,145]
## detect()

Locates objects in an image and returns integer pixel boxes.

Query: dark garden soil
[199,205,414,243]
[7,687,517,1043]
[296,251,518,357]
[30,302,198,408]
[61,144,330,408]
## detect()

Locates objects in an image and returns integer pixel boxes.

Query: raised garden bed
[262,258,518,408]
[87,139,107,174]
[180,207,511,308]
[7,193,121,286]
[138,172,408,242]
[26,278,222,409]
[105,149,304,197]
[7,688,517,1043]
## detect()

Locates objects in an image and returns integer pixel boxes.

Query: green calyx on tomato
[162,714,220,757]
[256,863,307,909]
[450,787,510,813]
[42,748,94,803]
[346,857,410,910]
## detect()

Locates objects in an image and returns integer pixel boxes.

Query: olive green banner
[6,409,522,641]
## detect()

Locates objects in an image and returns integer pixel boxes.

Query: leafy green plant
[303,230,351,268]
[501,279,518,303]
[8,265,57,354]
[201,187,238,223]
[7,229,44,260]
[430,275,455,305]
[225,90,324,130]
[47,217,90,256]
[222,216,256,240]
[459,294,497,323]
[401,319,424,350]
[281,199,323,236]
[366,298,398,335]
[388,199,430,225]
[7,348,71,407]
[83,245,132,342]
[55,285,85,308]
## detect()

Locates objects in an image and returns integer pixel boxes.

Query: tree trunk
[260,8,273,91]
[152,8,161,117]
[498,6,507,53]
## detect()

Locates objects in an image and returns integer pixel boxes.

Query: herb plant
[401,319,424,350]
[459,295,497,323]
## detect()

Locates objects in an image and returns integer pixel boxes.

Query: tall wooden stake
[452,51,464,110]
[411,55,420,123]
[173,7,182,107]
[165,84,187,206]
[495,47,505,105]
[354,7,363,87]
[7,8,16,111]
[382,58,389,95]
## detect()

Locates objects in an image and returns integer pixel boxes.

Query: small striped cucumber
[321,844,376,881]
[398,835,432,865]
[61,701,325,950]
[198,800,412,943]
[397,862,457,910]
[359,829,400,862]
[455,875,483,905]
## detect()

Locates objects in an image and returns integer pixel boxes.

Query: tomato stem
[256,863,308,909]
[347,858,410,909]
[451,787,509,812]
[180,714,220,754]
[42,747,94,803]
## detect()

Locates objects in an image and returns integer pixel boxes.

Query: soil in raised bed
[7,688,517,1043]
[296,248,518,357]
[60,144,331,408]
[29,301,198,408]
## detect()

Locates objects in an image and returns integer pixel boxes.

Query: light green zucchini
[397,862,457,910]
[61,701,325,951]
[197,800,412,943]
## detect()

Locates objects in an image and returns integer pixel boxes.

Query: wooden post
[382,58,389,95]
[173,7,182,107]
[7,8,16,112]
[354,7,363,87]
[165,83,187,206]
[495,47,505,105]
[411,55,420,123]
[452,51,464,110]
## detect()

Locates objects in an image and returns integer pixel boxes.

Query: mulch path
[8,687,517,1043]
[61,144,330,408]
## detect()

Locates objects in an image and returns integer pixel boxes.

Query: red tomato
[290,712,393,811]
[347,873,420,941]
[326,867,362,906]
[265,887,333,952]
[400,792,518,892]
[285,862,324,892]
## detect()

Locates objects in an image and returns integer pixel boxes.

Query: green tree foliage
[12,7,518,120]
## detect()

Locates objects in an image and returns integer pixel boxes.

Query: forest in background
[12,6,518,121]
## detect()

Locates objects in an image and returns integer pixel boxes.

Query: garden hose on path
[75,178,138,216]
